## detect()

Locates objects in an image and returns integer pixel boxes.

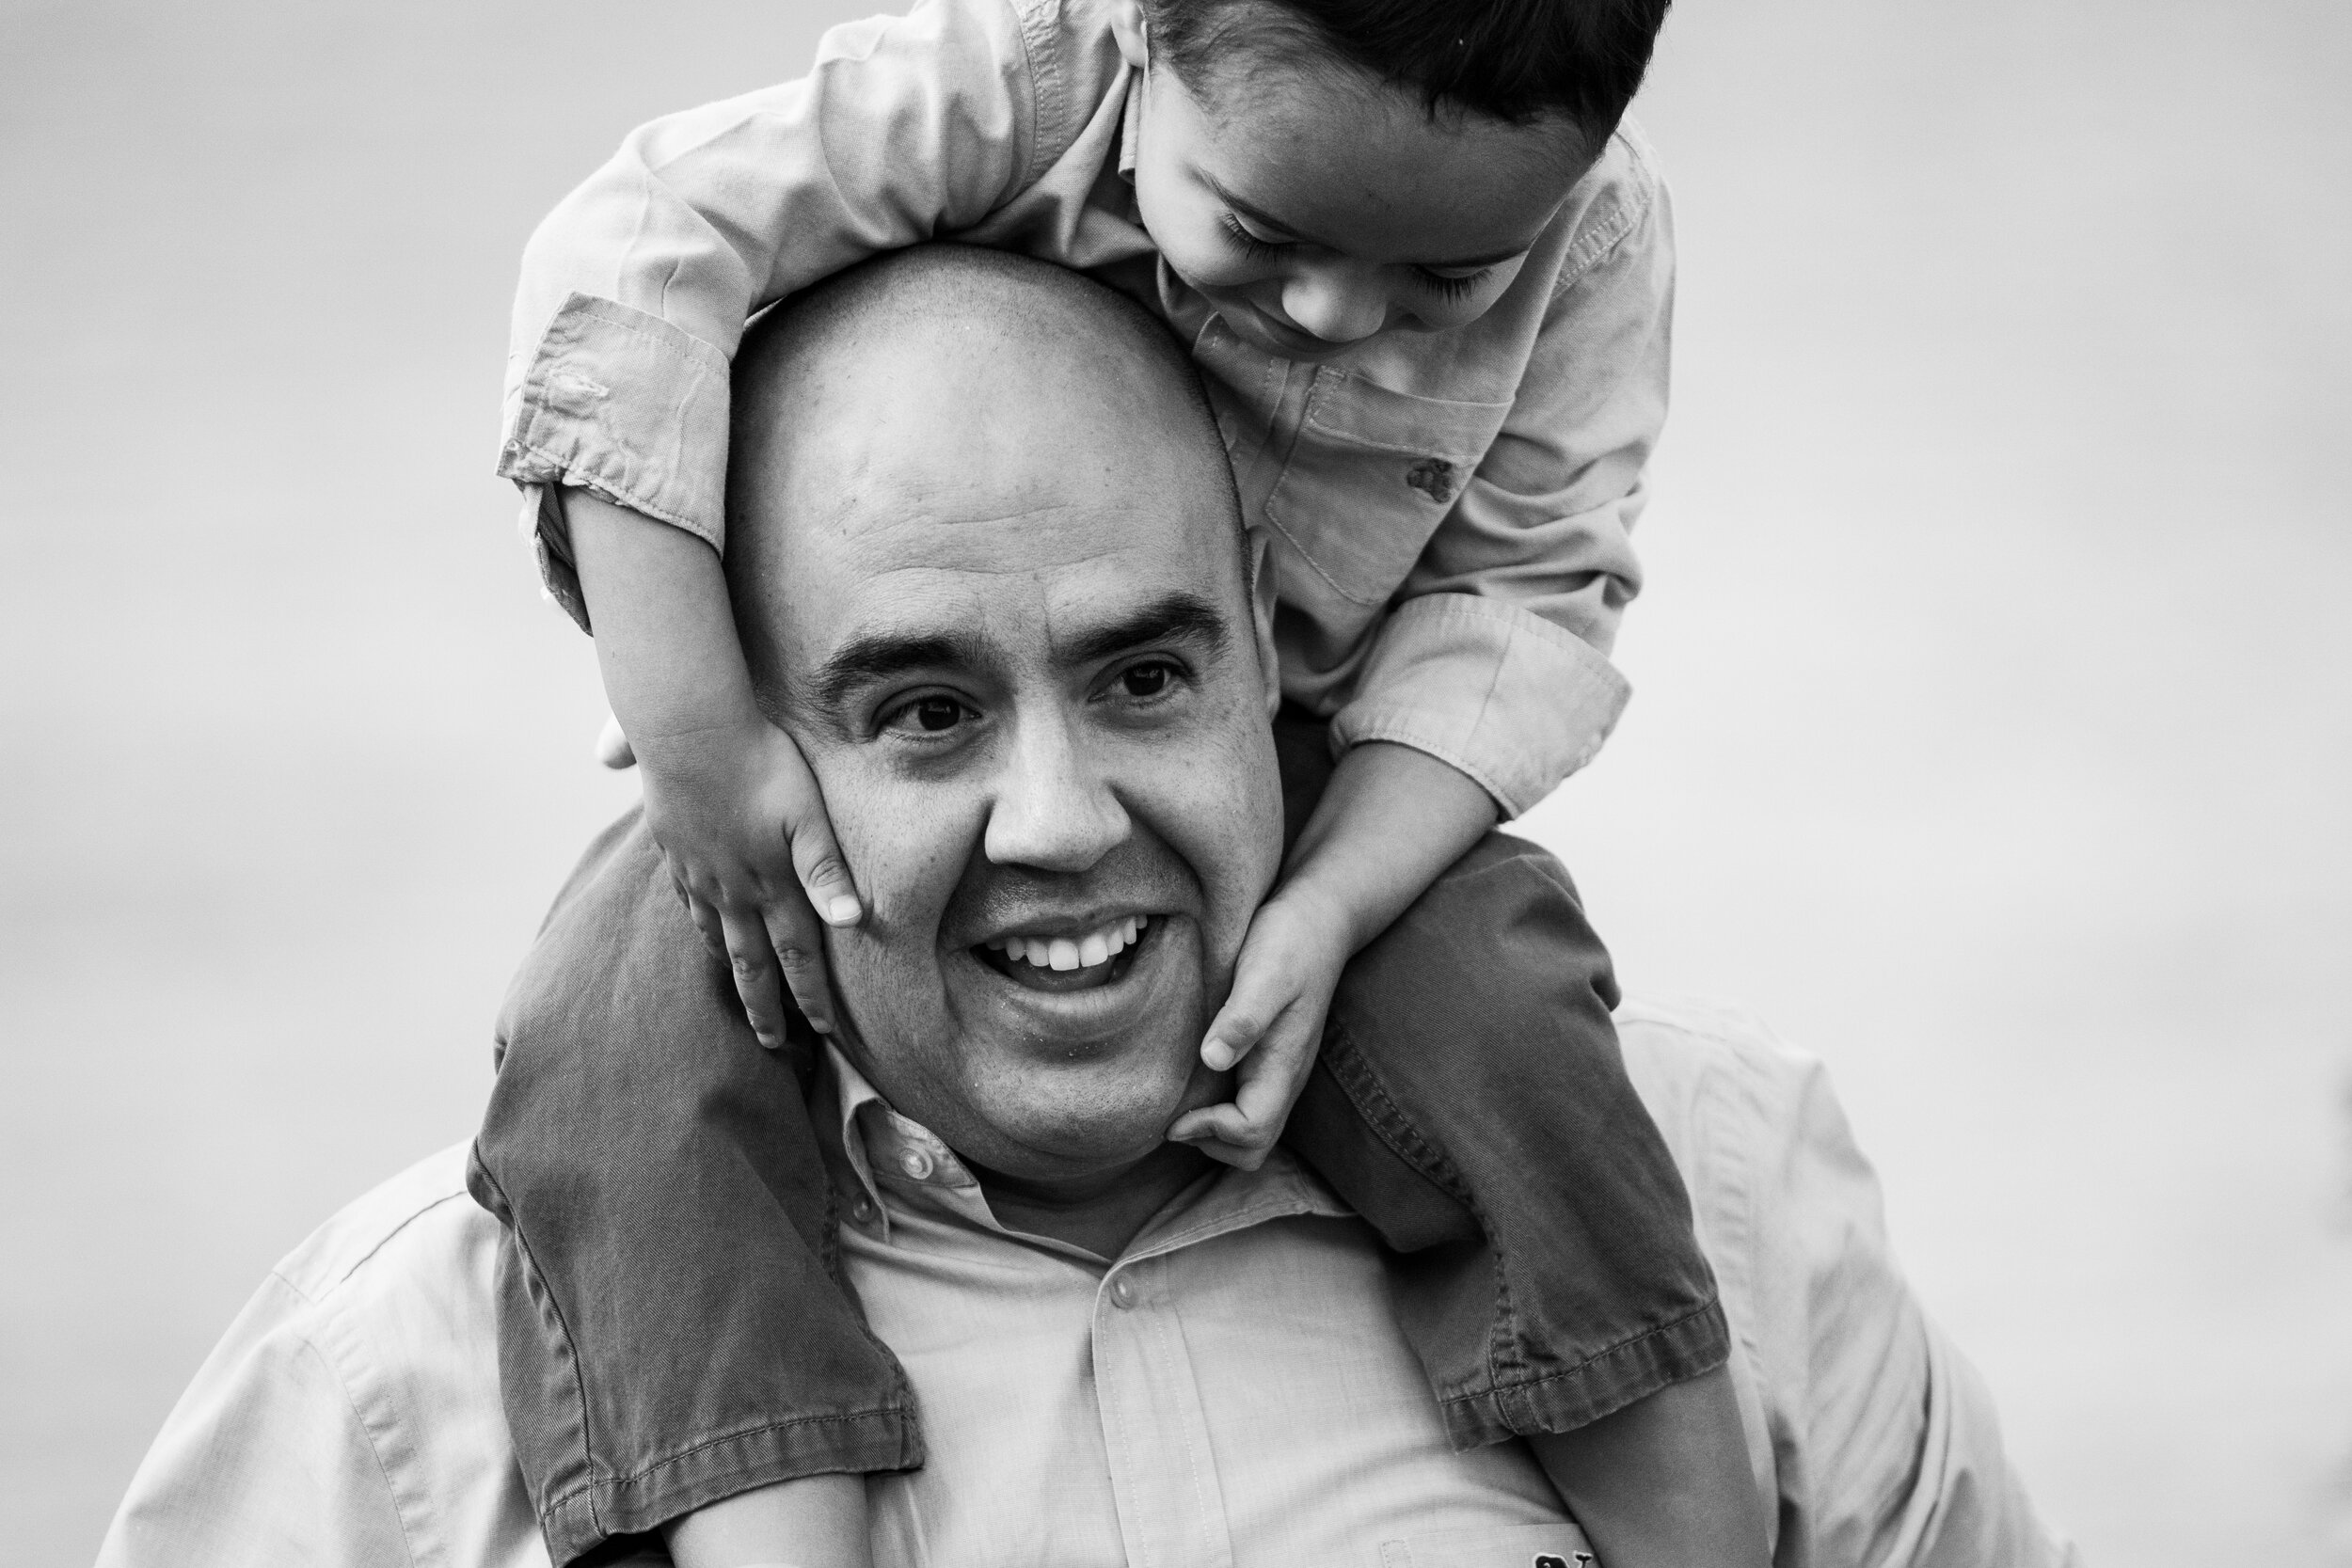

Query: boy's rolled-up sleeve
[1329,134,1672,817]
[497,0,1046,621]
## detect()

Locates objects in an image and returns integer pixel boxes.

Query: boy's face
[1112,3,1594,362]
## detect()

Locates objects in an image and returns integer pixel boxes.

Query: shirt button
[1108,1275,1137,1309]
[897,1148,934,1181]
[850,1195,877,1225]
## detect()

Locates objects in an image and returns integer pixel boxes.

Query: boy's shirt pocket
[1376,1519,1601,1568]
[1263,370,1514,611]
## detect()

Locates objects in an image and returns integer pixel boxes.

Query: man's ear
[1248,529,1282,721]
[1107,0,1150,73]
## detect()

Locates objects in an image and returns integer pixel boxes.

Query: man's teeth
[985,916,1148,972]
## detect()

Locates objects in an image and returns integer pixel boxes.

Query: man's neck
[973,1140,1215,1259]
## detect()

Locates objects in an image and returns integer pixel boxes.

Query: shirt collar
[822,1043,1351,1258]
[1117,62,1141,182]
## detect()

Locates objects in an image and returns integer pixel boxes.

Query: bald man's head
[723,247,1249,707]
[718,247,1284,1187]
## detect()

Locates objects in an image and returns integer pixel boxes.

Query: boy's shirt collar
[1118,59,1141,182]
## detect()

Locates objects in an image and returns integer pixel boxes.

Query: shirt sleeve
[1327,131,1671,816]
[497,0,1048,620]
[95,1275,414,1568]
[1692,1020,2086,1568]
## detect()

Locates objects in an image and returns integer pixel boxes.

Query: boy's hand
[1167,890,1350,1171]
[629,715,863,1050]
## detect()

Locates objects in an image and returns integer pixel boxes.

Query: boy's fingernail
[1202,1042,1233,1069]
[825,895,862,927]
[809,1018,834,1035]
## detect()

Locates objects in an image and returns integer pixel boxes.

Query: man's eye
[1117,661,1175,700]
[884,695,972,735]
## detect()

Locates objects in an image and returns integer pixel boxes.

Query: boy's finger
[680,887,727,958]
[716,904,790,1052]
[784,799,863,929]
[1168,1103,1276,1172]
[1168,1101,1277,1152]
[767,903,838,1037]
[1200,992,1274,1072]
[1231,1033,1311,1127]
[594,714,636,769]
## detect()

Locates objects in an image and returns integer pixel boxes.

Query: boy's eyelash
[1220,210,1489,300]
[1218,214,1287,259]
[1413,268,1489,302]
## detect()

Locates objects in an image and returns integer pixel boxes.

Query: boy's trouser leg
[467,810,918,1567]
[1272,708,1730,1446]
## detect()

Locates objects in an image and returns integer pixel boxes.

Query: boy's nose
[982,714,1129,874]
[1280,267,1388,345]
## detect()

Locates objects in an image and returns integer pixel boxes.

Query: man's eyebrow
[812,631,975,716]
[1062,593,1232,666]
[807,595,1228,714]
[1204,174,1528,270]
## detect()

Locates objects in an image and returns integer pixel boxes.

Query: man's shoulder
[268,1141,494,1308]
[1614,994,1822,1100]
[98,1145,521,1568]
[1613,997,1845,1184]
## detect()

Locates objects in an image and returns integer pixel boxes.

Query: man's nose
[1280,264,1388,344]
[982,713,1130,873]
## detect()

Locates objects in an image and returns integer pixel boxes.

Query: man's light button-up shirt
[96,1002,2084,1568]
[821,1048,1590,1568]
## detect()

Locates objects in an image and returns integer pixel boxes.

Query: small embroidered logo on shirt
[1405,457,1458,503]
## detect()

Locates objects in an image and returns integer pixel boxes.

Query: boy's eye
[1413,265,1493,302]
[882,694,974,735]
[1218,213,1289,260]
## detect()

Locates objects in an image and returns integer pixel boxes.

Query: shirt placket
[1193,319,1319,525]
[1091,1253,1238,1568]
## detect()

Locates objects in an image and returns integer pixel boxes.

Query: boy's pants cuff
[1438,1296,1732,1450]
[539,1408,920,1567]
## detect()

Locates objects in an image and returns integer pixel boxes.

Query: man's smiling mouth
[977,916,1152,993]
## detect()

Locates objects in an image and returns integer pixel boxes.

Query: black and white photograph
[4,0,2346,1563]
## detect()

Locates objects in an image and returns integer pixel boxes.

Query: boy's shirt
[500,0,1673,816]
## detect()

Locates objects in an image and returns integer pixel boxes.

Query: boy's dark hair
[1146,0,1670,142]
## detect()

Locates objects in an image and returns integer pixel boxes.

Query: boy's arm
[501,0,1043,578]
[1330,125,1675,821]
[1278,741,1498,960]
[564,489,860,1042]
[1168,741,1495,1164]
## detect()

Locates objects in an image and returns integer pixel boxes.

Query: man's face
[753,338,1285,1185]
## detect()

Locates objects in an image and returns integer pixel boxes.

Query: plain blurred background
[3,0,2347,1561]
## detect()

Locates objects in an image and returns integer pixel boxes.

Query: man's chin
[961,1058,1221,1181]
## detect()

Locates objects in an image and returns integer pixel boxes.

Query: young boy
[477,0,1766,1563]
